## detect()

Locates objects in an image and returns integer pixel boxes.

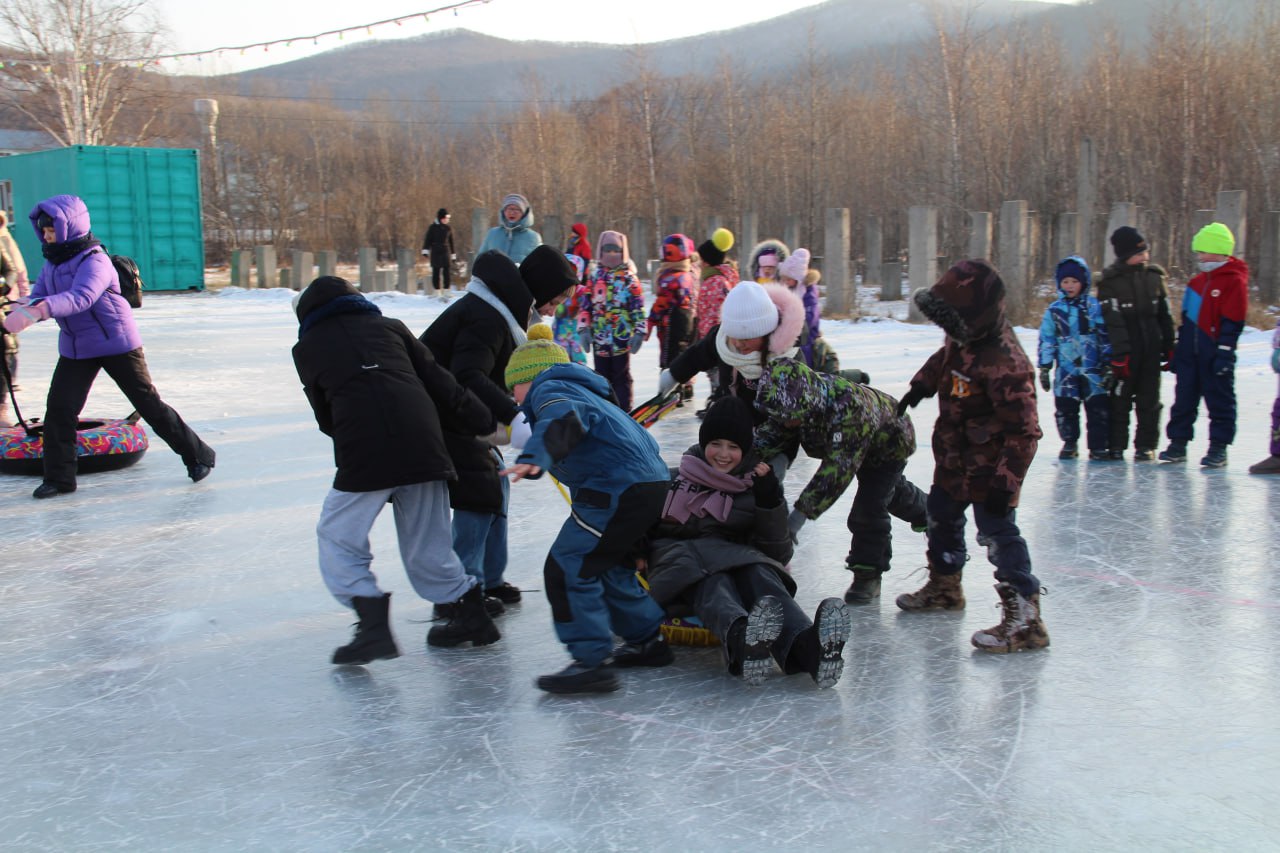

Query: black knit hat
[697,238,725,266]
[699,396,754,454]
[437,208,449,219]
[1110,226,1148,262]
[519,244,579,308]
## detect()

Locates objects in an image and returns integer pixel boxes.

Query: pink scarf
[662,454,752,524]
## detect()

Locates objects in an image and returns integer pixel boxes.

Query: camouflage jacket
[755,358,916,519]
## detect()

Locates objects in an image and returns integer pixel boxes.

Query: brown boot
[1248,455,1280,475]
[971,583,1050,653]
[895,567,965,612]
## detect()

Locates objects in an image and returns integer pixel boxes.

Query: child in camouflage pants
[753,357,928,607]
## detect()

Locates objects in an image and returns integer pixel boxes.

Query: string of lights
[0,0,491,71]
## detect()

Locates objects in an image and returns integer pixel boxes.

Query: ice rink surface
[2,289,1278,851]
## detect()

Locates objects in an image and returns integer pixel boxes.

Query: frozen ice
[1,287,1278,850]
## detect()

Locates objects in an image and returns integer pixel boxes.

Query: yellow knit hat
[505,324,568,388]
[1191,222,1235,256]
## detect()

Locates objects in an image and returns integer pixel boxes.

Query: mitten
[896,386,926,417]
[1038,366,1052,392]
[1110,355,1130,380]
[751,468,783,508]
[787,508,808,539]
[1213,346,1235,377]
[628,335,644,355]
[1271,347,1280,375]
[982,489,1012,518]
[3,300,48,333]
[508,411,532,451]
[577,330,592,354]
[657,369,677,396]
[1101,365,1117,393]
[1160,349,1174,372]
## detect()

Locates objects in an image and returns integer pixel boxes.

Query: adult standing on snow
[421,208,455,293]
[476,193,542,264]
[3,194,216,499]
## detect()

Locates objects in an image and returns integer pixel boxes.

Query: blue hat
[1055,256,1091,290]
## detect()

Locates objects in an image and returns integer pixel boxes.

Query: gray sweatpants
[317,481,474,608]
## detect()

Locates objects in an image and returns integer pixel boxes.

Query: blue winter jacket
[1038,258,1111,400]
[477,205,543,264]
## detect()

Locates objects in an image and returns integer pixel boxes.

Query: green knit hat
[1191,222,1235,256]
[505,325,568,389]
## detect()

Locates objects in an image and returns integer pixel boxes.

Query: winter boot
[895,567,965,612]
[1158,443,1187,462]
[1133,448,1156,462]
[332,593,401,665]
[426,584,501,648]
[484,581,522,604]
[844,565,883,605]
[726,595,785,686]
[1200,444,1228,468]
[804,598,851,688]
[32,481,76,499]
[1249,454,1280,475]
[536,661,620,694]
[1058,442,1078,460]
[970,583,1050,653]
[433,594,504,620]
[611,630,675,668]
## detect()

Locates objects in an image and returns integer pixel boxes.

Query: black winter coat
[293,278,495,493]
[421,251,536,512]
[423,221,454,259]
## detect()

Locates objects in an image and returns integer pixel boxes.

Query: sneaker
[844,565,882,605]
[1249,454,1280,475]
[536,661,620,694]
[610,631,674,668]
[1058,443,1078,460]
[1200,444,1228,468]
[484,582,522,604]
[1133,449,1156,462]
[810,598,852,688]
[32,481,75,499]
[1158,443,1187,462]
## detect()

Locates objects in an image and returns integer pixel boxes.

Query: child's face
[704,439,744,473]
[1196,251,1229,263]
[503,204,523,223]
[758,260,778,280]
[512,382,531,403]
[42,226,56,243]
[727,335,766,354]
[1059,276,1083,298]
[537,286,573,316]
[600,244,623,268]
[1125,249,1150,265]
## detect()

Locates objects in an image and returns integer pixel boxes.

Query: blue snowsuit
[1038,259,1111,452]
[515,363,668,666]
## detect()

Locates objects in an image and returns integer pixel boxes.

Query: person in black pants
[421,209,455,292]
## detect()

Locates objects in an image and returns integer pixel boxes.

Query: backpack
[110,254,143,308]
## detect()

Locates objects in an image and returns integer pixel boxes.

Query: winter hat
[699,395,754,454]
[565,253,586,281]
[505,324,568,388]
[36,210,53,231]
[519,244,579,307]
[719,280,779,339]
[697,227,735,266]
[1054,256,1091,289]
[777,247,811,283]
[1110,226,1148,262]
[436,208,449,220]
[1191,222,1235,256]
[595,230,630,264]
[662,233,695,263]
[501,193,529,217]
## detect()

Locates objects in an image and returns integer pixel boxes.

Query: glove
[507,411,532,451]
[839,368,870,384]
[787,508,807,540]
[657,369,677,396]
[1110,356,1130,380]
[3,300,49,333]
[577,330,592,354]
[982,489,1012,518]
[1101,365,1117,393]
[1038,367,1052,392]
[1271,347,1280,375]
[1160,349,1174,372]
[421,249,429,256]
[1213,346,1235,377]
[628,335,644,354]
[896,386,926,417]
[751,468,783,509]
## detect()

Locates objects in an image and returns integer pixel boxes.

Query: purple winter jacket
[29,194,142,359]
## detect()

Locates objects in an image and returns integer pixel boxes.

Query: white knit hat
[719,280,780,338]
[777,247,810,282]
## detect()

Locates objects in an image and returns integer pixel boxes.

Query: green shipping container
[2,145,204,292]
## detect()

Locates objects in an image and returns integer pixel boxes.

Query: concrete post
[277,268,290,289]
[1215,190,1248,256]
[290,250,314,291]
[396,249,415,293]
[1077,138,1098,268]
[471,208,489,259]
[1258,211,1280,305]
[378,270,395,293]
[1103,203,1138,267]
[317,250,337,279]
[740,212,759,269]
[783,213,801,253]
[864,215,883,287]
[358,247,377,291]
[628,217,653,279]
[967,211,993,260]
[706,215,724,240]
[230,250,250,288]
[253,246,276,290]
[908,206,939,323]
[663,215,687,241]
[542,215,564,255]
[1055,213,1079,264]
[998,201,1030,322]
[824,207,852,317]
[880,261,903,301]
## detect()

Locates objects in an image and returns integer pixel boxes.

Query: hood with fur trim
[748,238,789,282]
[913,259,1008,345]
[761,283,805,354]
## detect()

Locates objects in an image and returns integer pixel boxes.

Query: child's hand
[753,461,771,477]
[1038,367,1052,391]
[499,463,541,482]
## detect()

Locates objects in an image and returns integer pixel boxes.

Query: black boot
[727,596,784,686]
[611,630,674,668]
[427,585,501,648]
[536,661,620,694]
[789,598,851,688]
[433,594,504,620]
[844,566,883,605]
[332,593,401,665]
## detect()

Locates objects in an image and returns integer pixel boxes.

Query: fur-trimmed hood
[761,283,805,354]
[913,259,1008,345]
[748,238,789,282]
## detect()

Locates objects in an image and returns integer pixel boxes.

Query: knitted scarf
[715,326,798,381]
[466,276,528,346]
[662,454,752,524]
[42,233,100,265]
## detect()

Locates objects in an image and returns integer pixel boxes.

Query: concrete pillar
[471,208,489,259]
[378,270,395,293]
[998,201,1030,322]
[1258,211,1280,305]
[706,215,725,240]
[740,212,759,266]
[1103,203,1138,267]
[663,215,687,241]
[1215,190,1248,256]
[317,250,337,279]
[290,250,314,291]
[230,250,251,288]
[880,261,903,301]
[277,268,290,289]
[864,215,883,287]
[1055,213,1079,263]
[396,248,415,293]
[783,213,801,254]
[358,247,377,291]
[1077,137,1098,268]
[908,206,938,323]
[823,207,852,317]
[542,215,564,254]
[253,246,276,290]
[967,211,993,260]
[628,217,653,278]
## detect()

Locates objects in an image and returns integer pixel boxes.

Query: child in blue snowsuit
[1038,256,1112,460]
[501,335,674,695]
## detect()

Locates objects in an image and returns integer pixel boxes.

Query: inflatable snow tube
[659,616,719,647]
[0,413,149,476]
